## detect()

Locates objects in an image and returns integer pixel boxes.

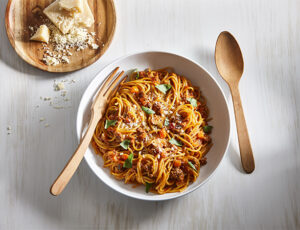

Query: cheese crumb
[40,117,45,122]
[54,82,65,91]
[43,56,59,66]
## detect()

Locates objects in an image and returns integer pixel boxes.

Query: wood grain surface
[0,0,299,229]
[5,0,116,72]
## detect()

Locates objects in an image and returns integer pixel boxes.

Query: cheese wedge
[43,0,75,34]
[30,25,50,43]
[43,0,94,34]
[59,0,83,14]
[74,0,94,28]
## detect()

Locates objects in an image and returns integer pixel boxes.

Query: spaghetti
[91,68,212,194]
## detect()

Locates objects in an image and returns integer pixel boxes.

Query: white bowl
[76,51,230,201]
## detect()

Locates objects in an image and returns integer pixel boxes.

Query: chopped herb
[187,98,197,107]
[120,140,130,150]
[104,120,117,129]
[203,125,213,133]
[164,117,169,126]
[155,84,172,94]
[133,69,139,79]
[188,161,197,172]
[142,106,155,114]
[145,182,152,193]
[169,138,182,146]
[123,153,134,168]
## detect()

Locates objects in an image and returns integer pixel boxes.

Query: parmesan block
[43,0,75,34]
[58,0,83,14]
[74,0,94,28]
[43,0,94,34]
[30,25,50,43]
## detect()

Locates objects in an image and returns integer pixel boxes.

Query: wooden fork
[50,67,126,196]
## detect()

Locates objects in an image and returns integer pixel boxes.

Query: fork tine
[101,67,120,91]
[104,71,125,97]
[92,67,119,106]
[106,74,128,100]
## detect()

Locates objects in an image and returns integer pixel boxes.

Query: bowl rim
[76,50,231,201]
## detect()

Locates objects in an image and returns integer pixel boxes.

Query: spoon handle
[229,84,255,173]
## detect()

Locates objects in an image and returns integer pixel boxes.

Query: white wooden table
[1,0,299,229]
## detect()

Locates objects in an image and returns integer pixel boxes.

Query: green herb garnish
[164,117,169,126]
[188,161,197,172]
[133,69,139,79]
[104,120,117,129]
[155,84,172,94]
[120,140,130,150]
[187,98,197,107]
[123,153,134,168]
[169,138,182,146]
[145,182,152,193]
[142,106,155,114]
[203,125,213,133]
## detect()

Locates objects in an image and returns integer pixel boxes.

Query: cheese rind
[43,0,75,34]
[30,25,50,43]
[59,0,83,14]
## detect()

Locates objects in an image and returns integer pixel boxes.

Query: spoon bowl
[215,31,244,84]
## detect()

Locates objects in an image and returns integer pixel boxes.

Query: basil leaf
[142,106,155,114]
[203,125,213,133]
[188,161,197,172]
[187,98,197,107]
[105,120,117,129]
[155,84,172,94]
[133,69,139,79]
[169,138,182,146]
[164,117,169,126]
[123,153,134,168]
[145,182,152,193]
[120,140,130,150]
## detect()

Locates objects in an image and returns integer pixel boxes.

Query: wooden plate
[5,0,116,72]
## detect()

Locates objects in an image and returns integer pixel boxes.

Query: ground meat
[122,112,134,124]
[107,110,119,120]
[197,105,209,119]
[152,102,163,115]
[141,164,153,177]
[147,142,162,155]
[137,127,147,141]
[200,157,207,166]
[169,167,185,182]
[199,134,211,144]
[137,92,150,107]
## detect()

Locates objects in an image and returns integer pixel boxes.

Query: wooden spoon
[50,67,126,196]
[215,31,255,173]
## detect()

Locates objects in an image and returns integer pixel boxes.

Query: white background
[1,0,299,229]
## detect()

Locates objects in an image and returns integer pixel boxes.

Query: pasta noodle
[91,68,212,194]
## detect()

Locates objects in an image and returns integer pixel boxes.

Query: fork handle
[229,84,255,173]
[50,111,99,196]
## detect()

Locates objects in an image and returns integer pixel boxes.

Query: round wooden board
[5,0,116,72]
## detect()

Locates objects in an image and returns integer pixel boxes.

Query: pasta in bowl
[77,51,230,200]
[92,68,212,194]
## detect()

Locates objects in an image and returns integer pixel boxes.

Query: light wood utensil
[215,31,255,173]
[50,67,126,196]
[5,0,116,72]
